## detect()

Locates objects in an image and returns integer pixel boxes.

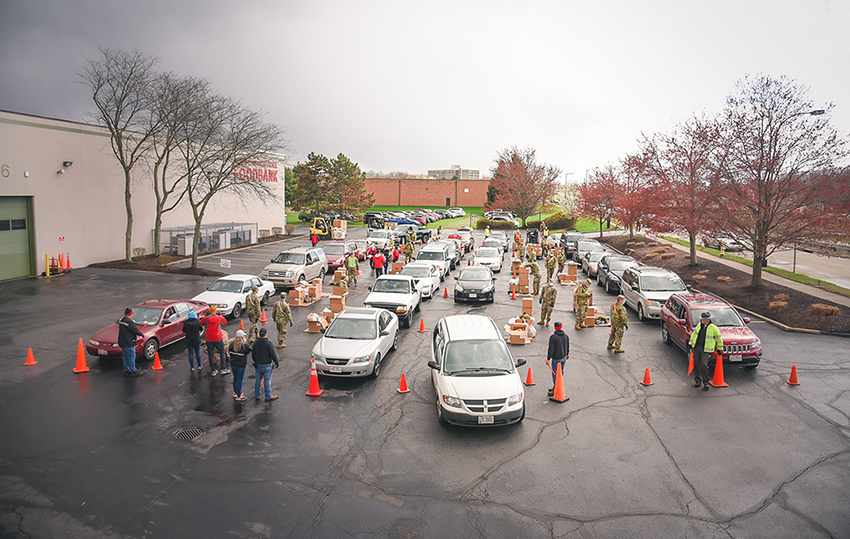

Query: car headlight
[442,395,462,408]
[455,282,464,291]
[647,300,660,307]
[395,306,408,314]
[112,343,120,348]
[311,352,323,362]
[218,303,229,308]
[752,338,761,349]
[482,283,494,293]
[507,392,524,406]
[351,354,371,364]
[89,339,100,346]
[285,271,293,277]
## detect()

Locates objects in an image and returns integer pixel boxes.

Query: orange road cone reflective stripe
[550,362,568,402]
[418,318,426,332]
[787,365,801,386]
[306,358,323,396]
[73,338,89,373]
[239,319,245,331]
[24,347,37,366]
[641,368,653,386]
[687,350,694,376]
[524,367,535,386]
[709,353,729,387]
[260,309,267,323]
[152,351,163,370]
[66,255,72,270]
[511,289,516,300]
[443,287,448,298]
[397,373,410,393]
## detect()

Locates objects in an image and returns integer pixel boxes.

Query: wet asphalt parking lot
[1,228,849,538]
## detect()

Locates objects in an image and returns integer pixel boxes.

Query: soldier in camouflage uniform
[538,280,558,326]
[403,240,414,264]
[407,229,416,245]
[246,286,262,342]
[608,294,629,353]
[345,252,359,287]
[574,278,592,330]
[338,275,349,295]
[545,253,556,281]
[556,249,567,275]
[271,292,292,348]
[525,260,542,295]
[541,236,550,257]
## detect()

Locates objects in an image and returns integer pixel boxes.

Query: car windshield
[369,231,388,239]
[132,307,164,326]
[444,339,514,374]
[418,251,444,261]
[325,318,378,339]
[477,248,500,258]
[354,241,366,249]
[609,260,636,272]
[460,268,491,281]
[323,245,344,255]
[373,279,411,294]
[491,233,507,241]
[273,252,306,265]
[641,274,687,292]
[691,308,743,327]
[401,267,430,278]
[458,232,471,241]
[208,279,244,293]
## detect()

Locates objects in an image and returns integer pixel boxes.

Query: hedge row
[528,210,577,230]
[475,218,515,230]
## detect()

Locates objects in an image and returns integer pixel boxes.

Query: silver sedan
[311,308,399,378]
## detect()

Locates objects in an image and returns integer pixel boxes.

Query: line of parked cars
[363,208,466,228]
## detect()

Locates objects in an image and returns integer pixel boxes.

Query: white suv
[428,315,526,426]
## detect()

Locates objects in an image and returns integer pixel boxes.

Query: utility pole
[563,172,574,210]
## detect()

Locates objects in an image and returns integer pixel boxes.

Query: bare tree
[488,146,561,228]
[79,48,159,262]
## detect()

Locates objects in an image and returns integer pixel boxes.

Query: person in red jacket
[373,251,386,277]
[201,305,229,376]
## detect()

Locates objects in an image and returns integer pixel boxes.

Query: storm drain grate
[174,428,204,441]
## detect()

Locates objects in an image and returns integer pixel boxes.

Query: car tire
[437,398,447,425]
[318,268,326,280]
[371,353,382,379]
[661,322,671,345]
[414,300,421,313]
[637,303,646,322]
[232,302,242,319]
[605,279,612,294]
[391,330,399,351]
[401,314,411,329]
[261,292,269,306]
[746,363,759,369]
[298,274,305,284]
[144,338,159,361]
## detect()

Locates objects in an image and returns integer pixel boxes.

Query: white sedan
[400,262,441,299]
[472,247,503,272]
[311,308,399,378]
[192,274,275,319]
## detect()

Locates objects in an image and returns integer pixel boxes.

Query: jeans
[187,344,202,369]
[375,266,384,278]
[232,366,246,396]
[206,340,226,370]
[551,357,566,386]
[255,363,273,400]
[696,351,711,384]
[122,346,137,372]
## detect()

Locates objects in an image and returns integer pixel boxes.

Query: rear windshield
[273,252,306,265]
[401,266,430,278]
[444,339,514,374]
[641,274,687,292]
[609,259,636,272]
[323,245,344,255]
[418,251,444,261]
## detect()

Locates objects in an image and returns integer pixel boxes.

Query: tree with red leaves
[487,146,561,228]
[615,152,658,239]
[713,75,848,286]
[578,166,618,238]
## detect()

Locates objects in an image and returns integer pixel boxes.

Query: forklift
[310,217,334,240]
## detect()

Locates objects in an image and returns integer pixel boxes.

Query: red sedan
[323,241,359,271]
[86,300,210,361]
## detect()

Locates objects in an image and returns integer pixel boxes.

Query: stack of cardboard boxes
[558,262,578,284]
[329,294,346,315]
[507,299,535,345]
[332,219,347,240]
[390,261,404,274]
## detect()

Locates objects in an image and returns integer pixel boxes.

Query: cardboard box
[552,247,563,257]
[333,219,348,232]
[511,260,521,273]
[307,284,321,298]
[558,272,576,284]
[390,261,404,274]
[312,279,323,295]
[518,267,530,286]
[306,317,329,333]
[567,263,578,275]
[509,283,520,293]
[531,244,542,257]
[321,309,334,324]
[508,328,529,345]
[330,295,346,313]
[333,268,346,284]
[522,298,533,317]
[509,321,528,331]
[288,287,305,303]
[333,285,348,296]
[585,316,597,327]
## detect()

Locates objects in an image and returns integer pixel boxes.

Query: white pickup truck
[363,274,422,329]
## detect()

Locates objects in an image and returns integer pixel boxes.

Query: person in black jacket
[229,329,252,401]
[252,328,280,402]
[118,307,145,377]
[546,321,570,398]
[182,310,203,372]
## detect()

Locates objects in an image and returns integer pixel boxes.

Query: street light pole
[563,172,573,211]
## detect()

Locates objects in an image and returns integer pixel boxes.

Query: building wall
[0,110,285,276]
[365,178,488,207]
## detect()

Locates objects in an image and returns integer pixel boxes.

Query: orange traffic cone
[687,350,694,376]
[524,367,535,386]
[73,338,89,373]
[239,319,244,331]
[511,289,516,300]
[550,362,568,402]
[58,253,65,269]
[787,364,801,386]
[152,351,163,370]
[24,347,37,366]
[66,254,72,270]
[306,358,323,396]
[260,309,267,324]
[641,368,653,386]
[418,318,426,332]
[397,373,411,393]
[709,353,729,387]
[443,287,448,298]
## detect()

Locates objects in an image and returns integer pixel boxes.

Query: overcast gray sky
[2,0,849,180]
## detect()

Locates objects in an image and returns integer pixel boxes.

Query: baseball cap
[235,330,246,338]
[701,311,711,319]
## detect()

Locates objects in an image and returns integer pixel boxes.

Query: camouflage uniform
[272,295,292,347]
[545,254,557,281]
[541,236,550,257]
[345,254,358,286]
[404,242,414,264]
[526,261,542,295]
[407,230,416,245]
[538,282,558,326]
[556,250,567,275]
[574,281,591,329]
[608,300,629,351]
[246,290,261,341]
[338,276,349,295]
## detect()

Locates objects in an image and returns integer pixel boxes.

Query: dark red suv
[660,293,762,368]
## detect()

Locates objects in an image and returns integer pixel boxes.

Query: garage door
[0,197,34,280]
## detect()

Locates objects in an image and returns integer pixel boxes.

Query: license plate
[98,349,108,356]
[729,354,742,362]
[469,293,477,298]
[478,416,494,424]
[330,367,343,373]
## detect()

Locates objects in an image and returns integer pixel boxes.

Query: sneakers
[703,384,710,391]
[547,388,555,396]
[266,395,279,402]
[694,380,701,388]
[190,367,195,372]
[614,349,624,354]
[211,370,218,376]
[129,370,144,377]
[233,392,238,399]
[221,369,231,375]
[277,344,286,348]
[237,394,248,401]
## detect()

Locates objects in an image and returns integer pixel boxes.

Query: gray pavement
[1,231,849,538]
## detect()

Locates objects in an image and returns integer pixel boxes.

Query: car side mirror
[270,259,275,263]
[686,284,692,290]
[515,357,527,367]
[368,286,372,291]
[320,327,326,334]
[427,360,439,370]
[743,317,751,324]
[380,329,390,336]
[454,276,458,280]
[161,319,171,326]
[677,319,687,326]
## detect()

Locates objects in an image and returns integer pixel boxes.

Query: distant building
[364,177,488,207]
[428,165,479,180]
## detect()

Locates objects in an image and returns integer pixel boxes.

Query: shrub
[717,276,732,282]
[812,303,841,316]
[661,253,676,259]
[542,210,576,231]
[259,229,270,238]
[285,225,295,235]
[158,255,173,265]
[769,301,787,310]
[132,247,146,260]
[661,243,672,248]
[634,242,645,247]
[693,274,707,281]
[476,218,514,230]
[773,294,788,301]
[698,269,710,275]
[272,227,283,236]
[653,247,668,253]
[644,253,658,259]
[648,242,659,247]
[626,241,635,246]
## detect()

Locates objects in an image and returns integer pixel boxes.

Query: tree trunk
[190,219,202,269]
[751,256,764,287]
[599,217,604,238]
[124,169,133,263]
[628,224,634,239]
[688,232,697,265]
[153,211,162,257]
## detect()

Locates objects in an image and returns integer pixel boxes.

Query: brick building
[427,165,480,180]
[364,177,489,207]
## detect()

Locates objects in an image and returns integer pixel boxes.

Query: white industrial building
[0,110,286,281]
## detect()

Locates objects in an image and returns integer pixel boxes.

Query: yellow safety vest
[689,323,724,353]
